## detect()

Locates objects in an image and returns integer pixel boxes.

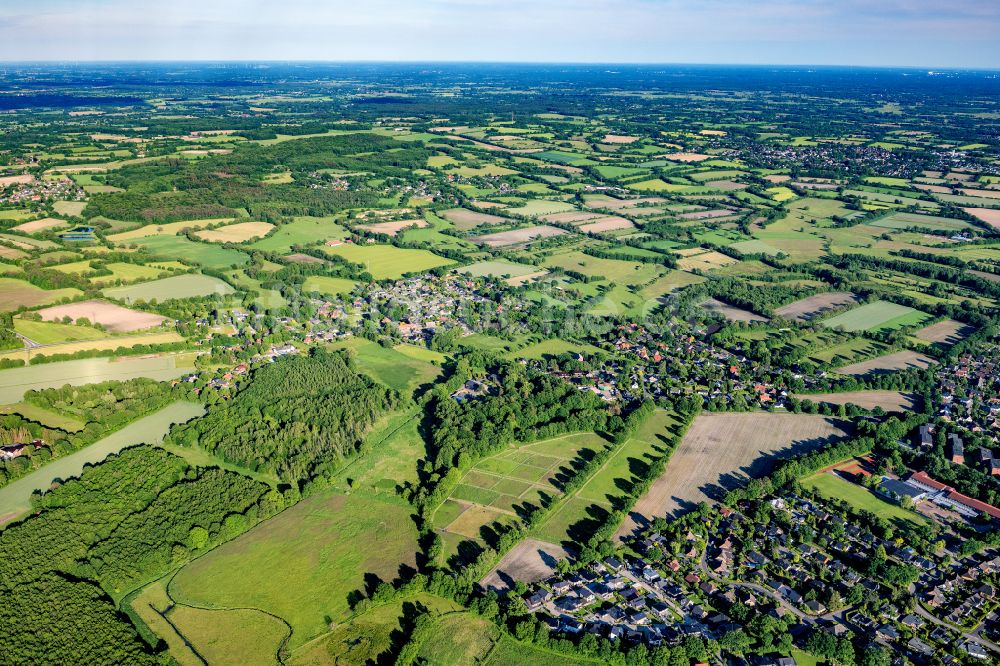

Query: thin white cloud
[0,0,997,66]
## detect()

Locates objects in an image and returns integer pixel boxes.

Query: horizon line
[0,59,997,72]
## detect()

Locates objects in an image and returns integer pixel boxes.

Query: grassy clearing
[801,471,929,528]
[329,337,443,395]
[169,490,420,650]
[167,604,288,666]
[322,243,454,280]
[302,275,358,297]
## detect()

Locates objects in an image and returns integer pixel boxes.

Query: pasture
[0,278,82,312]
[34,299,167,332]
[457,260,541,280]
[91,262,169,284]
[251,216,349,252]
[542,250,666,287]
[329,337,443,395]
[194,221,275,243]
[621,413,850,531]
[13,318,108,344]
[103,273,235,302]
[322,243,454,279]
[301,275,357,297]
[126,235,249,269]
[821,300,930,332]
[169,490,420,649]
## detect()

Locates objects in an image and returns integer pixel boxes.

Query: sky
[1,0,998,68]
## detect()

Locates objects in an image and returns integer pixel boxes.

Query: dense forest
[167,349,398,481]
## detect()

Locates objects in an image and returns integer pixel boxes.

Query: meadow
[103,273,235,302]
[821,300,931,332]
[169,490,420,650]
[301,275,358,297]
[125,235,249,269]
[250,216,349,253]
[322,243,454,280]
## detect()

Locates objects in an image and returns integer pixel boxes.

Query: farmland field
[774,291,859,321]
[0,401,204,523]
[124,235,249,268]
[169,490,420,650]
[0,354,188,403]
[793,391,918,412]
[700,297,768,322]
[835,350,936,376]
[457,259,541,280]
[542,250,666,286]
[322,243,454,279]
[13,318,109,344]
[471,225,567,248]
[103,273,235,302]
[250,216,349,252]
[194,221,275,243]
[821,300,930,332]
[0,277,82,312]
[34,299,167,332]
[0,331,184,362]
[620,413,850,533]
[439,208,507,230]
[913,319,975,344]
[301,275,357,297]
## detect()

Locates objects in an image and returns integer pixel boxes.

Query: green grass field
[302,275,358,297]
[801,472,928,527]
[457,260,540,279]
[0,402,86,432]
[329,337,443,395]
[821,300,931,333]
[90,262,168,284]
[103,273,235,303]
[169,490,420,650]
[322,243,454,280]
[13,318,109,345]
[542,250,667,287]
[250,216,349,253]
[508,338,601,359]
[126,235,249,269]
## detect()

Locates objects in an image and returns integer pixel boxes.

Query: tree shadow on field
[378,600,429,666]
[564,502,611,548]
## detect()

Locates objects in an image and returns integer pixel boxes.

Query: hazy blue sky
[2,0,998,68]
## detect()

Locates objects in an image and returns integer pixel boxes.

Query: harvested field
[108,218,235,242]
[579,217,635,233]
[585,196,665,211]
[620,413,850,533]
[34,299,166,332]
[0,174,34,187]
[836,350,936,376]
[506,270,549,286]
[542,211,603,224]
[0,278,81,312]
[602,134,640,144]
[480,538,569,593]
[793,391,918,412]
[677,208,734,220]
[194,221,274,243]
[439,208,507,231]
[355,218,428,236]
[0,246,27,260]
[963,208,1000,230]
[914,319,975,345]
[700,298,768,323]
[677,251,738,272]
[282,252,327,264]
[774,292,860,321]
[664,152,710,162]
[11,218,69,234]
[471,225,567,248]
